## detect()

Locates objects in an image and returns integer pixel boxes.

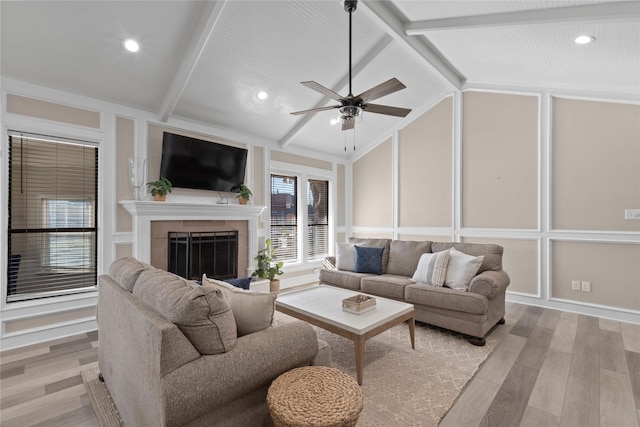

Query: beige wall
[353,137,393,227]
[115,243,133,259]
[252,146,264,206]
[351,232,394,239]
[397,234,454,243]
[552,241,640,311]
[7,94,101,128]
[398,97,453,227]
[337,164,346,227]
[4,307,97,333]
[552,98,640,231]
[462,237,539,296]
[271,150,332,170]
[115,117,134,232]
[462,91,539,229]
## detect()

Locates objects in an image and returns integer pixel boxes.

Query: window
[7,133,98,302]
[307,179,329,259]
[270,173,330,265]
[270,174,298,262]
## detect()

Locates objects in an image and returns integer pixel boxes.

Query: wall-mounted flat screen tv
[159,132,248,192]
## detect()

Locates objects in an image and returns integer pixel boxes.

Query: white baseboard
[0,318,98,352]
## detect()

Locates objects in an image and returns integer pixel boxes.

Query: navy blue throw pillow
[353,246,384,275]
[224,277,252,290]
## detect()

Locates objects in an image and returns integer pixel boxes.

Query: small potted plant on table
[146,177,172,201]
[253,238,284,292]
[236,184,253,205]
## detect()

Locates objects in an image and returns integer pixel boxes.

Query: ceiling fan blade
[301,81,344,102]
[341,118,356,131]
[355,78,406,103]
[290,105,340,116]
[364,103,412,117]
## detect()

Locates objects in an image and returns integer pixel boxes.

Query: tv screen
[159,132,248,192]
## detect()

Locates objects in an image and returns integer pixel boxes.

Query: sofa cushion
[109,257,151,292]
[386,240,432,277]
[319,269,371,291]
[202,274,276,337]
[336,242,356,271]
[349,238,391,273]
[360,275,414,300]
[432,242,503,273]
[411,250,451,287]
[133,268,237,355]
[354,246,384,274]
[405,283,488,315]
[443,248,484,291]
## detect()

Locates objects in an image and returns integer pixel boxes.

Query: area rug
[81,317,502,427]
[81,366,123,427]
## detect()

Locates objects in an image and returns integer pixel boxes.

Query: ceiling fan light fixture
[574,35,596,45]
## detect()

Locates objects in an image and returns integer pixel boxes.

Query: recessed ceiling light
[256,91,268,100]
[123,39,139,52]
[330,118,339,126]
[574,35,596,45]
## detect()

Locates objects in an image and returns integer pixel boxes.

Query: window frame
[269,162,334,267]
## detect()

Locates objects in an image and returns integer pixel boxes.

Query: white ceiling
[2,1,639,158]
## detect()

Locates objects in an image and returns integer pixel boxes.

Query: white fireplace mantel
[120,200,266,274]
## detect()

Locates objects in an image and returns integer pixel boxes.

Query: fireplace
[168,231,238,280]
[120,200,266,278]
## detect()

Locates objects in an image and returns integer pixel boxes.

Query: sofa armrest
[323,256,337,270]
[468,270,510,300]
[161,320,320,426]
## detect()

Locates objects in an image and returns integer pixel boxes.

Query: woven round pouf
[267,366,363,427]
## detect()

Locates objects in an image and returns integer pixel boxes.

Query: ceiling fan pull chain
[353,126,356,151]
[344,129,347,152]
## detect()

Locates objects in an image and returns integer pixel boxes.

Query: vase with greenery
[252,238,283,292]
[236,184,252,205]
[146,177,172,201]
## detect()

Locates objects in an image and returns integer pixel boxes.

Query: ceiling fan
[290,0,411,131]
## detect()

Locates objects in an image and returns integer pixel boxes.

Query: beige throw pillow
[443,247,484,291]
[133,269,237,355]
[202,274,277,337]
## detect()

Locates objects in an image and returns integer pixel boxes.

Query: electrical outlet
[572,280,581,291]
[625,209,640,220]
[581,281,591,292]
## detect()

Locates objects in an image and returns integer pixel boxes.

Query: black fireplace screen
[167,231,238,281]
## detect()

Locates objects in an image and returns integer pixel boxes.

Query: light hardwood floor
[1,303,639,427]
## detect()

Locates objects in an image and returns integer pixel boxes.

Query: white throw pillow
[202,274,276,337]
[411,250,451,287]
[336,242,356,271]
[443,248,484,291]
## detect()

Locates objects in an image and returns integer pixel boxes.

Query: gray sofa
[98,258,330,427]
[319,239,510,345]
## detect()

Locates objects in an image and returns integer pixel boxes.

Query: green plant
[146,177,173,196]
[236,183,253,201]
[252,238,283,282]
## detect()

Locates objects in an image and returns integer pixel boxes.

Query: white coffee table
[276,285,415,385]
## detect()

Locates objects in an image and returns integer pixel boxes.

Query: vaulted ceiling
[2,1,639,157]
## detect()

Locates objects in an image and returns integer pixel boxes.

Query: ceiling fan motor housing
[344,0,358,13]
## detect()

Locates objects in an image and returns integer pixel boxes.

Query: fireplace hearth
[168,231,238,280]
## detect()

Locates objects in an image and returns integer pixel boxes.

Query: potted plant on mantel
[236,183,252,205]
[146,177,172,202]
[252,238,284,293]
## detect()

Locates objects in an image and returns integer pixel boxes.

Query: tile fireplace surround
[120,200,266,278]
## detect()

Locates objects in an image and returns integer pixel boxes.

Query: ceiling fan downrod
[344,0,357,97]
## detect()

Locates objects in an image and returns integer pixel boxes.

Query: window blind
[7,133,98,302]
[307,179,329,259]
[270,174,297,262]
